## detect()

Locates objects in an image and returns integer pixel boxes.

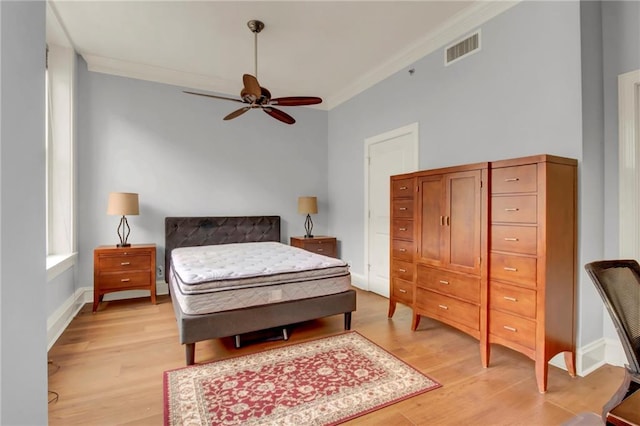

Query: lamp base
[304,234,314,238]
[117,243,131,248]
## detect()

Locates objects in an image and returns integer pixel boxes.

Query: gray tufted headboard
[164,216,281,284]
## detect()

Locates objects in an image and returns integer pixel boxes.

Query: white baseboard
[46,280,169,350]
[349,271,367,290]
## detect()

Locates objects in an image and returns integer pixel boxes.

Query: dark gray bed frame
[165,216,357,365]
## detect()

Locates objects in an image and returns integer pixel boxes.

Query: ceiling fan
[184,20,322,125]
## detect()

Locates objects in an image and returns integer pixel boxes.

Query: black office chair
[584,260,640,422]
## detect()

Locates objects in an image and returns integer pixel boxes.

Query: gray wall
[0,1,48,424]
[76,63,329,288]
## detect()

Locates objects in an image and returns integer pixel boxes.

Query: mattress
[170,242,351,315]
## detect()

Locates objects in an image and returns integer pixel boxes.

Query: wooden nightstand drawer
[93,244,156,312]
[99,254,152,272]
[290,236,337,258]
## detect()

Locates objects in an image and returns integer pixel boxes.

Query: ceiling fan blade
[183,91,245,103]
[263,107,295,125]
[224,106,251,120]
[270,96,323,106]
[242,74,261,99]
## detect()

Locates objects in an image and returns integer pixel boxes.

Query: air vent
[445,30,480,66]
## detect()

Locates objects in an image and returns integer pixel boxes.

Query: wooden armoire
[388,154,577,393]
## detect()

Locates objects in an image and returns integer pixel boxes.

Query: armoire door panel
[448,171,481,272]
[419,175,445,266]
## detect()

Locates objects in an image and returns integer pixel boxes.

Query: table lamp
[297,196,318,238]
[107,192,139,247]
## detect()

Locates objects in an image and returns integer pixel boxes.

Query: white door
[365,123,418,297]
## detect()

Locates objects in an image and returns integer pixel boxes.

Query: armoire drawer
[415,288,479,331]
[392,219,414,241]
[392,199,414,218]
[492,195,537,223]
[392,239,414,261]
[491,225,537,255]
[489,281,536,319]
[392,278,413,305]
[490,253,537,287]
[392,178,414,198]
[489,310,536,350]
[391,260,415,281]
[416,265,479,304]
[491,164,537,194]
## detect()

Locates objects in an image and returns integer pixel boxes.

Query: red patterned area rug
[164,331,441,425]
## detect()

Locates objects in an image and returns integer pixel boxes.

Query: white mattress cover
[169,242,351,315]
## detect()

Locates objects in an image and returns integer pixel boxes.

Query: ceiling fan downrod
[247,20,264,79]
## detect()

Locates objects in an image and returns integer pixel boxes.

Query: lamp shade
[297,196,318,214]
[107,192,139,216]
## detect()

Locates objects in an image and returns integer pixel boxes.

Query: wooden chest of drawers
[290,236,337,258]
[93,244,156,312]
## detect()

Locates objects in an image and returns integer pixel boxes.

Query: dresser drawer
[98,254,152,272]
[489,310,536,350]
[491,164,537,194]
[491,225,537,255]
[392,239,414,261]
[492,195,537,223]
[490,281,536,319]
[416,265,480,304]
[392,199,414,218]
[97,271,151,290]
[392,278,413,305]
[391,260,415,281]
[415,288,479,331]
[490,253,537,288]
[392,219,414,241]
[392,178,414,199]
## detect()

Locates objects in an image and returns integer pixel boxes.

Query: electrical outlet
[157,265,163,278]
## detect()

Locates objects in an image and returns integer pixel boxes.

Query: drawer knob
[439,280,449,285]
[399,248,406,252]
[399,186,408,190]
[399,227,407,231]
[121,278,131,282]
[503,267,518,272]
[504,178,520,182]
[121,262,131,266]
[503,296,518,302]
[438,304,449,310]
[399,268,407,273]
[317,248,324,252]
[503,325,517,332]
[504,237,518,241]
[399,207,407,211]
[399,289,407,294]
[504,208,519,212]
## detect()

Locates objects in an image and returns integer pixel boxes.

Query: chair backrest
[585,260,640,374]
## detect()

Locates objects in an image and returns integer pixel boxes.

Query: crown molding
[324,1,519,110]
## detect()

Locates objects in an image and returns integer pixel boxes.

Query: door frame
[619,69,640,257]
[363,122,419,291]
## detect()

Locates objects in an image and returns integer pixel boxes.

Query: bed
[165,216,357,365]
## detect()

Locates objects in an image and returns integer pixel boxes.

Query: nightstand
[93,244,156,312]
[290,236,337,258]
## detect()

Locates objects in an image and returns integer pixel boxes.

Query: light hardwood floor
[48,288,621,425]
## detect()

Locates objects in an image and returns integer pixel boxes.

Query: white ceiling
[48,1,516,110]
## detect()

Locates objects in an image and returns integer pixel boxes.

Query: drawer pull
[399,186,408,190]
[504,208,519,212]
[503,296,518,302]
[399,227,407,231]
[317,248,324,252]
[504,237,519,241]
[503,325,517,332]
[503,267,518,272]
[438,304,449,310]
[399,289,407,294]
[399,207,407,211]
[120,262,131,266]
[439,280,449,285]
[504,178,520,182]
[399,248,407,252]
[120,278,131,282]
[398,268,407,273]
[440,216,445,226]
